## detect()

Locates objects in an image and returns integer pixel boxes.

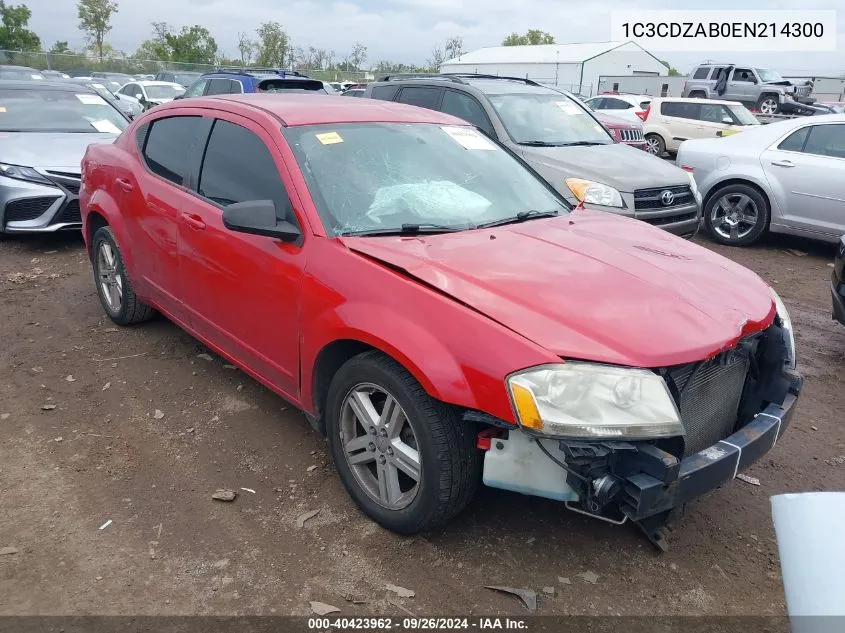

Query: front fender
[298,239,559,424]
[302,301,475,412]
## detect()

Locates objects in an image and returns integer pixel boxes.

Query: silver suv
[682,64,811,115]
[365,74,702,237]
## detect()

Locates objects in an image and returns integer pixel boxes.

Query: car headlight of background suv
[507,362,684,439]
[0,163,53,186]
[565,178,624,208]
[771,287,796,369]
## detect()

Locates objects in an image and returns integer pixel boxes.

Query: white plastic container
[771,492,845,632]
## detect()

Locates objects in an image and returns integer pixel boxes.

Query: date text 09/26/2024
[307,617,527,630]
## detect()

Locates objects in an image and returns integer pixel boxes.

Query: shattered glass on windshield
[284,122,569,236]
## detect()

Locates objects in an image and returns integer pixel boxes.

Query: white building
[440,41,668,96]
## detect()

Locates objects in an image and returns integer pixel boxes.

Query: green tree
[502,29,555,46]
[77,0,118,60]
[164,25,217,64]
[659,59,681,76]
[49,40,72,54]
[0,1,41,52]
[255,21,288,67]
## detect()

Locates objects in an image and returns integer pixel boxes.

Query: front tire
[325,351,481,534]
[91,226,155,325]
[645,133,665,156]
[756,94,780,115]
[704,183,769,246]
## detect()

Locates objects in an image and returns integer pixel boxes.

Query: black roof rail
[377,72,467,83]
[441,73,543,87]
[212,67,308,77]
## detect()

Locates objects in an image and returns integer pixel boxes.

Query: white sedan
[677,114,845,246]
[116,80,185,109]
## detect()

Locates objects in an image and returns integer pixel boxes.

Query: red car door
[177,113,306,400]
[119,114,211,322]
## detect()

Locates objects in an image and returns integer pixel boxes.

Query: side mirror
[722,117,733,125]
[173,94,184,100]
[135,93,143,100]
[222,200,302,242]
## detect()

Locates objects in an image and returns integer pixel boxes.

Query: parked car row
[76,92,802,549]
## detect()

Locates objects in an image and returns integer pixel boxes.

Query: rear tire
[704,183,769,246]
[91,226,155,325]
[325,351,481,534]
[689,91,707,99]
[645,133,665,156]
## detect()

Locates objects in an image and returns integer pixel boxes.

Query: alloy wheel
[646,136,661,155]
[710,192,759,242]
[97,241,123,312]
[340,383,421,510]
[759,98,778,115]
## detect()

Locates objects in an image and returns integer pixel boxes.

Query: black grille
[4,197,58,222]
[666,350,750,456]
[54,199,81,224]
[648,211,698,227]
[46,171,81,195]
[634,185,694,211]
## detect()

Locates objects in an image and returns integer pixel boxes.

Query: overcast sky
[19,0,845,75]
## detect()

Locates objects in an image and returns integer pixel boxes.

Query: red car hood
[341,210,775,368]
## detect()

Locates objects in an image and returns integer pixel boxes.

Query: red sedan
[80,94,801,548]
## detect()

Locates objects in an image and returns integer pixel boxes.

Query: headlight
[0,163,52,185]
[507,362,683,439]
[771,288,796,369]
[565,178,624,208]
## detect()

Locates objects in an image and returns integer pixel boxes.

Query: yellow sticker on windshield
[0,107,6,113]
[316,131,343,145]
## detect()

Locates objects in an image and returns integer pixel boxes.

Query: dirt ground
[1,229,843,617]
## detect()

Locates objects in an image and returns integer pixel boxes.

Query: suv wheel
[756,94,779,115]
[325,351,481,534]
[704,184,769,246]
[689,91,707,99]
[645,133,665,156]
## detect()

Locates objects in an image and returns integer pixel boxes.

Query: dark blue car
[182,69,327,97]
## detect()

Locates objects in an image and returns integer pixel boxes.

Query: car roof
[0,79,91,91]
[0,65,39,71]
[169,93,470,127]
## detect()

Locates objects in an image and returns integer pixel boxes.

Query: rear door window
[206,78,239,95]
[370,85,399,101]
[661,101,699,119]
[198,119,294,222]
[397,86,442,111]
[440,90,495,136]
[142,116,206,186]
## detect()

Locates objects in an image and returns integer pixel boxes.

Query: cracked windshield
[285,122,569,236]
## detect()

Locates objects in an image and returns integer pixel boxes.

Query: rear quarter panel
[80,136,144,292]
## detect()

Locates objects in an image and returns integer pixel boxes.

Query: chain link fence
[0,49,370,83]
